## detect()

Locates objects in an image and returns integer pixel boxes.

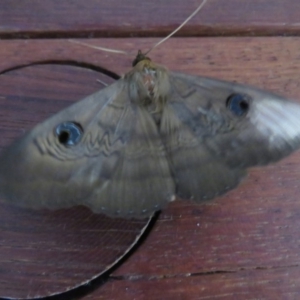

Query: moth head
[126,57,171,113]
[132,50,151,67]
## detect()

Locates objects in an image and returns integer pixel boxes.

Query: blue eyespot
[226,94,250,116]
[55,122,83,146]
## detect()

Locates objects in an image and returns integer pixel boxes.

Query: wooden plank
[86,267,300,300]
[1,37,300,96]
[1,0,300,38]
[1,37,300,299]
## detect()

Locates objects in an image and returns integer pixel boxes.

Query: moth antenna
[144,0,208,56]
[68,39,130,56]
[96,78,109,87]
[68,0,208,61]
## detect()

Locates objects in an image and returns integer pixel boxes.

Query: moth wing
[161,102,246,201]
[160,72,300,201]
[0,79,175,218]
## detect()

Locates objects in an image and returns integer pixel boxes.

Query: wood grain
[1,0,300,38]
[85,267,300,300]
[1,37,300,299]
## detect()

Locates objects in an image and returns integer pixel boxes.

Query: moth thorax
[127,60,171,114]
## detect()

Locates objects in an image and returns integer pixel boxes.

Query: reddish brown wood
[1,37,300,97]
[1,0,300,38]
[85,267,300,299]
[1,37,300,299]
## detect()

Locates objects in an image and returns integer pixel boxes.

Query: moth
[0,49,300,218]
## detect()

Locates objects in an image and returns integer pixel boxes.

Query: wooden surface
[1,1,300,299]
[1,0,300,37]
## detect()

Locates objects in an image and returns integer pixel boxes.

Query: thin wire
[145,0,208,55]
